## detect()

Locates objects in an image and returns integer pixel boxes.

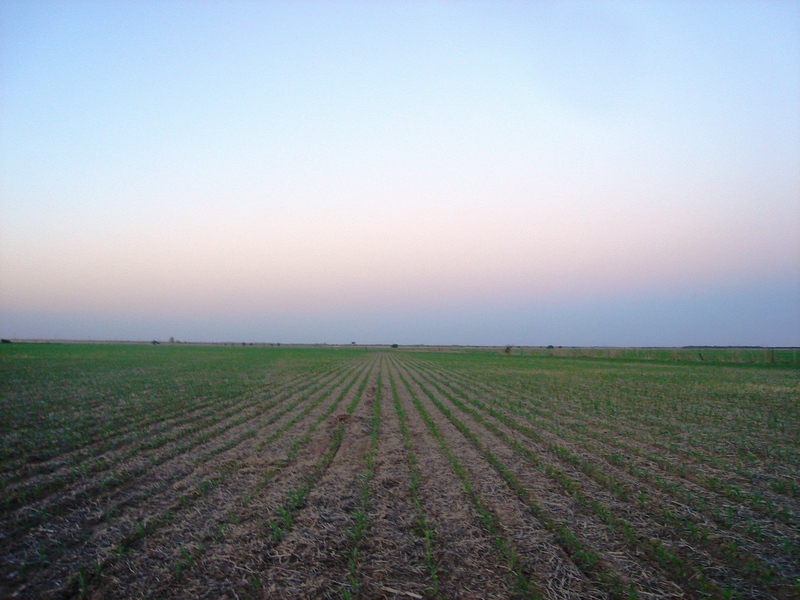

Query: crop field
[1,344,798,599]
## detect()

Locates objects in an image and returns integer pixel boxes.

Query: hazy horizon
[2,1,799,346]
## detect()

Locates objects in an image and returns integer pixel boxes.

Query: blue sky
[1,1,798,345]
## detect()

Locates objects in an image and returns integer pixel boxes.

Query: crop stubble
[1,344,797,599]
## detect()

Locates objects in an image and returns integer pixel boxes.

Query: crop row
[422,357,800,550]
[2,356,375,597]
[2,346,795,599]
[94,357,378,598]
[401,354,799,598]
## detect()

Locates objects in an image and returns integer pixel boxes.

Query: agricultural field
[1,344,798,599]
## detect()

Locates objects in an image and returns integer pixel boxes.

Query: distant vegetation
[511,345,799,364]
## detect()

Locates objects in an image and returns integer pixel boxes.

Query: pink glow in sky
[1,1,798,345]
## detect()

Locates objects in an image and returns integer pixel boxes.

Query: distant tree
[169,337,175,343]
[391,344,399,348]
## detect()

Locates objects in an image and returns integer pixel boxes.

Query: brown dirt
[395,361,621,599]
[244,363,378,597]
[388,361,516,598]
[355,360,435,598]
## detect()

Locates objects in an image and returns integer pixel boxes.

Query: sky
[1,1,798,346]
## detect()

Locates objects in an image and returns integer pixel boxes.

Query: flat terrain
[1,344,798,599]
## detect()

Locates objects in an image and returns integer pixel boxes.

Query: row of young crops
[1,344,797,598]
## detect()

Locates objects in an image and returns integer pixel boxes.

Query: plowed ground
[1,344,798,599]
